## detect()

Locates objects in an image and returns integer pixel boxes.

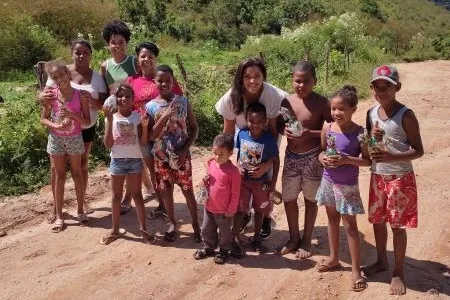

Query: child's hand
[247,162,270,179]
[319,153,334,168]
[202,175,209,187]
[162,102,177,119]
[80,90,91,102]
[327,154,348,168]
[284,126,301,140]
[370,147,395,162]
[38,90,56,105]
[371,121,384,141]
[224,211,235,218]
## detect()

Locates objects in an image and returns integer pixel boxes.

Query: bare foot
[361,261,389,276]
[275,239,300,256]
[295,247,312,259]
[389,276,406,295]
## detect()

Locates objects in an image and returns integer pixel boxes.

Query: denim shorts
[109,158,143,175]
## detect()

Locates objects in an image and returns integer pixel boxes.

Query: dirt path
[1,61,449,300]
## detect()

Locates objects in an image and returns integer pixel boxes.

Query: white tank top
[369,104,413,175]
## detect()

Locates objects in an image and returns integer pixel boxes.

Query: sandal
[214,249,229,264]
[143,192,155,203]
[77,213,88,226]
[52,219,64,233]
[251,238,267,254]
[120,204,132,215]
[351,278,368,292]
[99,229,126,245]
[164,230,177,242]
[148,207,167,219]
[230,242,245,258]
[193,248,215,260]
[317,260,342,273]
[140,229,157,244]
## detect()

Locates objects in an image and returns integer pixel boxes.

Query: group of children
[38,19,422,297]
[193,62,423,297]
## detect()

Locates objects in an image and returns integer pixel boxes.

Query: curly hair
[102,20,131,43]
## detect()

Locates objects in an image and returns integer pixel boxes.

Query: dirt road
[1,61,449,300]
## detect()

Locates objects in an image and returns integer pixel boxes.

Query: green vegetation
[0,0,449,196]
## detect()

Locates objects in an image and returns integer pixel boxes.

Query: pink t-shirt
[125,75,183,112]
[205,159,241,214]
[50,88,82,137]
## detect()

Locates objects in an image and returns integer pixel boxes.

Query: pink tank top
[50,88,82,137]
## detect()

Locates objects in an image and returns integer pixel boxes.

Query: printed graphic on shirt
[113,122,136,146]
[239,139,264,170]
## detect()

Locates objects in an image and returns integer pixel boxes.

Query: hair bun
[342,85,357,94]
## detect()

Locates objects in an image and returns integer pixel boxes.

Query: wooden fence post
[325,41,330,85]
[175,54,189,98]
[259,51,265,64]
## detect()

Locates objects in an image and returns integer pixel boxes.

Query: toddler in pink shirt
[193,134,241,264]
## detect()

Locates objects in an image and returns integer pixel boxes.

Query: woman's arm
[223,118,237,136]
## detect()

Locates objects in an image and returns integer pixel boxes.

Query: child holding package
[316,85,371,292]
[362,65,424,296]
[234,102,280,254]
[40,59,90,232]
[193,134,241,264]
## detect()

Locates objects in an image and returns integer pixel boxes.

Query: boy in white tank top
[362,65,424,296]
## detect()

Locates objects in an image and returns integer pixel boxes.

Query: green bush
[0,17,60,72]
[0,88,49,196]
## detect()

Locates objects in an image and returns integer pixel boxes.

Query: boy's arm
[305,99,332,138]
[371,110,424,162]
[268,155,280,192]
[225,168,242,216]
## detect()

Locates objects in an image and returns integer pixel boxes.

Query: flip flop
[99,229,126,245]
[140,229,157,244]
[52,219,64,233]
[77,213,89,226]
[193,248,215,260]
[351,278,368,292]
[317,260,342,273]
[164,231,177,242]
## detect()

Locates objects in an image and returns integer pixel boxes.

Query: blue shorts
[109,158,142,176]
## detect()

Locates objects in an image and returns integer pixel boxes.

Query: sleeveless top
[323,124,363,185]
[50,88,82,137]
[369,104,413,175]
[110,111,143,159]
[105,56,137,87]
[47,71,107,129]
[145,95,189,162]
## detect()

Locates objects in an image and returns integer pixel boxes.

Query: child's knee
[391,227,406,236]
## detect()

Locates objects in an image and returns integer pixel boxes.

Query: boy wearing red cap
[363,65,424,296]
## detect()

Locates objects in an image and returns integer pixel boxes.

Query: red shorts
[368,171,418,228]
[154,157,193,192]
[239,180,271,214]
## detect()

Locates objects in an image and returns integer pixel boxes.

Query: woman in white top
[38,40,107,218]
[215,57,291,241]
